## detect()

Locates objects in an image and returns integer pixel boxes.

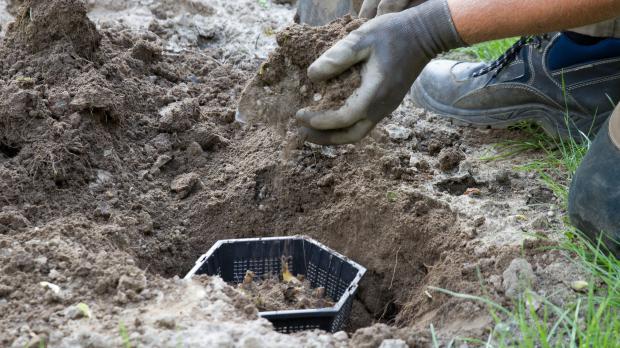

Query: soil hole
[87,108,119,125]
[436,174,482,195]
[147,229,446,332]
[0,142,21,158]
[197,33,218,49]
[130,169,462,333]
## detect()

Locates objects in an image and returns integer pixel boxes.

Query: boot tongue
[564,31,606,45]
[548,33,620,70]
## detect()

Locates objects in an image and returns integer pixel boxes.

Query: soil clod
[170,172,201,198]
[438,147,465,172]
[6,0,101,58]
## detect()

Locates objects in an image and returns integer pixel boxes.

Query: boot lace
[472,35,549,78]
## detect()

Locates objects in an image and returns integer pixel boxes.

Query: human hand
[296,0,463,145]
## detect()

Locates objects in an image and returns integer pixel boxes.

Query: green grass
[257,0,269,9]
[460,125,619,346]
[434,268,620,348]
[429,68,620,346]
[483,121,590,205]
[119,321,133,348]
[459,38,519,62]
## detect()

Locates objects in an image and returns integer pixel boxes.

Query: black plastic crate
[184,236,366,333]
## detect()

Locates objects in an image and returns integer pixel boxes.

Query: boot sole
[410,83,609,141]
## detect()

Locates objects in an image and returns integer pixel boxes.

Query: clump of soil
[0,0,104,186]
[5,0,101,58]
[438,147,465,172]
[237,271,335,311]
[237,15,364,128]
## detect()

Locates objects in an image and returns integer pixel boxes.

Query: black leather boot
[569,109,620,258]
[412,33,620,140]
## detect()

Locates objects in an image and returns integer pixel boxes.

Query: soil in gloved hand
[237,15,364,130]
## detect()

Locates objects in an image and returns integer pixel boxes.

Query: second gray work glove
[359,0,426,18]
[296,0,465,145]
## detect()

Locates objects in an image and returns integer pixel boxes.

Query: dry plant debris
[235,256,335,311]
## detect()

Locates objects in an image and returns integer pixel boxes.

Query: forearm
[448,0,620,44]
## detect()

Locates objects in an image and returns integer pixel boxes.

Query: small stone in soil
[502,258,537,299]
[170,173,200,199]
[379,339,408,348]
[150,154,172,175]
[385,124,412,141]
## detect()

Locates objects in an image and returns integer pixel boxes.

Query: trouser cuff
[609,105,620,150]
[570,18,620,38]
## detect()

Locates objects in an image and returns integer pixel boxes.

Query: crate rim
[184,235,367,315]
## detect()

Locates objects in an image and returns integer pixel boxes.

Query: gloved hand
[296,0,464,145]
[359,0,425,18]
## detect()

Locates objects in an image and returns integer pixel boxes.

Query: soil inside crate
[235,273,335,311]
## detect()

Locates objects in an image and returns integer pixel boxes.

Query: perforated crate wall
[185,236,366,334]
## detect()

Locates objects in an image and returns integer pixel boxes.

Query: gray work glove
[296,0,464,145]
[359,0,425,18]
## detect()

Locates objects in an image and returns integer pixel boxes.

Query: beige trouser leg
[570,18,620,38]
[609,103,620,150]
[296,0,363,26]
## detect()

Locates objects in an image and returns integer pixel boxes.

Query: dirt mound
[5,0,100,58]
[0,0,243,186]
[0,217,155,342]
[237,15,363,128]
